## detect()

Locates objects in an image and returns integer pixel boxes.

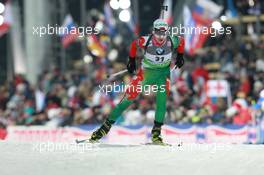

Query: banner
[5,124,259,144]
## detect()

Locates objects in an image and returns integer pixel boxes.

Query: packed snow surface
[0,141,264,175]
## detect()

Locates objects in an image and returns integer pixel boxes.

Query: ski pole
[106,69,128,79]
[107,64,177,80]
[170,65,177,72]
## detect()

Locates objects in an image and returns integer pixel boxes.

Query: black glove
[175,53,184,68]
[127,57,136,74]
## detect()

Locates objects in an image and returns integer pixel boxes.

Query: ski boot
[89,119,115,143]
[151,121,170,146]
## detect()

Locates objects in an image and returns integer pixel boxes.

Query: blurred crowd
[0,33,263,128]
[1,0,264,128]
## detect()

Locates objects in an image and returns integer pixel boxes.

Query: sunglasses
[153,29,167,36]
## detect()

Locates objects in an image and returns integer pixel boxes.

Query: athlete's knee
[126,69,144,100]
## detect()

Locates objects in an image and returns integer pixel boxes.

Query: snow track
[0,141,264,175]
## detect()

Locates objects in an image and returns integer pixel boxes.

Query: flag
[193,0,223,20]
[226,0,237,17]
[103,2,116,38]
[87,34,106,58]
[206,80,230,97]
[183,0,223,55]
[0,1,12,37]
[127,9,139,37]
[183,6,195,55]
[60,14,79,48]
[205,80,232,106]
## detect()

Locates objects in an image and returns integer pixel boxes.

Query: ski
[75,139,87,144]
[75,139,94,144]
[143,142,172,146]
[141,142,182,147]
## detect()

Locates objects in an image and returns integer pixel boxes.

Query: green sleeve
[170,36,180,49]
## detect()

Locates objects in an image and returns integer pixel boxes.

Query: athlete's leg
[108,97,133,121]
[108,68,146,122]
[151,68,170,144]
[89,69,146,142]
[151,78,168,144]
[154,77,167,123]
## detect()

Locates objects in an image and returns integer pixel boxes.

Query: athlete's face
[153,29,167,43]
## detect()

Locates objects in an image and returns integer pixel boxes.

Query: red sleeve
[129,40,137,58]
[129,37,146,58]
[177,36,185,54]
